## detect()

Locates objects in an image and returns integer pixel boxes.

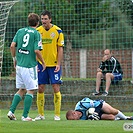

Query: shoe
[7,111,17,120]
[34,115,45,121]
[115,117,120,120]
[102,92,108,96]
[92,91,100,96]
[21,116,33,121]
[54,115,60,120]
[126,116,133,120]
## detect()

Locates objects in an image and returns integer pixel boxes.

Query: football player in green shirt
[7,13,45,121]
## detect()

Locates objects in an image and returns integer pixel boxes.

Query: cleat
[131,80,133,84]
[21,116,33,121]
[54,115,60,121]
[34,115,45,121]
[7,111,17,120]
[92,91,100,96]
[126,116,133,120]
[102,92,108,96]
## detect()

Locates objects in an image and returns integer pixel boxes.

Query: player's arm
[54,46,63,72]
[57,46,63,66]
[97,68,102,72]
[98,60,105,72]
[54,30,64,72]
[10,42,16,69]
[111,57,117,73]
[10,42,16,57]
[35,50,46,71]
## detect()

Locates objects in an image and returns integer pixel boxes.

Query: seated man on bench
[93,49,123,96]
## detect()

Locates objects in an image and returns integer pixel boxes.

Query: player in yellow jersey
[35,10,64,121]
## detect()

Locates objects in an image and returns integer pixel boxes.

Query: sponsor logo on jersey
[18,48,29,54]
[50,32,55,38]
[42,39,52,44]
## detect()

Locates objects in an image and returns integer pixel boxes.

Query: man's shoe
[35,115,45,121]
[102,92,108,96]
[127,116,133,120]
[7,111,17,120]
[92,91,100,96]
[54,115,60,120]
[131,80,133,84]
[21,116,33,121]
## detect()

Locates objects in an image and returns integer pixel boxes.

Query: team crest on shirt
[50,32,55,38]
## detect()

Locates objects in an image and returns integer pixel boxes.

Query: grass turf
[0,109,132,133]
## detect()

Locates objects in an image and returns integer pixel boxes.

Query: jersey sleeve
[57,29,64,47]
[77,97,94,109]
[79,98,101,109]
[99,61,105,70]
[34,31,43,50]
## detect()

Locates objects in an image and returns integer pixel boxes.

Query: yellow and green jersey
[37,25,64,66]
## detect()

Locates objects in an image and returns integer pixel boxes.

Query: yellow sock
[37,92,45,116]
[54,92,61,117]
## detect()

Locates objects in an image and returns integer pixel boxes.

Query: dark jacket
[99,56,123,74]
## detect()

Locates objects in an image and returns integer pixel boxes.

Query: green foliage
[109,21,133,49]
[5,0,133,49]
[2,43,13,76]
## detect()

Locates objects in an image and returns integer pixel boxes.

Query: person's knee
[105,73,114,80]
[38,85,45,93]
[110,115,115,120]
[17,89,26,96]
[97,72,103,78]
[106,73,114,78]
[113,109,119,115]
[105,73,111,77]
[110,108,118,115]
[52,84,60,93]
[27,90,34,95]
[102,102,118,115]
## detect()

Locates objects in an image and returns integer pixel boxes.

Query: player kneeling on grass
[66,97,133,120]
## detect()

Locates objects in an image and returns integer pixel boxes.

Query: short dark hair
[41,10,52,19]
[28,13,40,26]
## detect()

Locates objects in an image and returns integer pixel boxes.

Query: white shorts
[16,65,38,90]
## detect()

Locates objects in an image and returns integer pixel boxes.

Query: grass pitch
[0,109,132,133]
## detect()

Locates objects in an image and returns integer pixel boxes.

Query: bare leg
[101,102,118,115]
[105,73,114,93]
[102,102,127,120]
[38,84,45,93]
[96,72,103,92]
[101,114,115,120]
[16,89,27,97]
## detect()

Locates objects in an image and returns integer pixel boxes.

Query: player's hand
[37,65,40,72]
[102,55,108,62]
[88,112,100,120]
[41,63,46,72]
[97,68,102,72]
[13,60,16,69]
[54,65,60,72]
